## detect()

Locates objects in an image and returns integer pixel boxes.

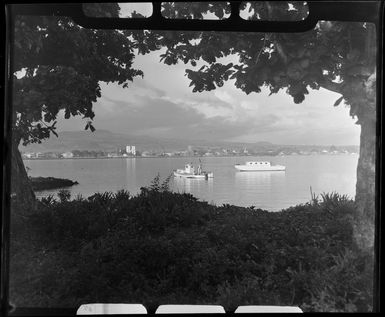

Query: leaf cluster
[141,3,376,120]
[13,8,143,145]
[14,2,377,146]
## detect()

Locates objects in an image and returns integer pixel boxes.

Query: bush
[9,178,374,312]
[57,189,71,202]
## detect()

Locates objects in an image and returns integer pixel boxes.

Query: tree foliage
[13,2,376,144]
[132,2,376,121]
[13,3,143,145]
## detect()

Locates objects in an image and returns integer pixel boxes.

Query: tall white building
[62,151,74,159]
[126,145,136,156]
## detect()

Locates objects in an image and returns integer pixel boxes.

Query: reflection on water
[173,176,213,196]
[234,171,286,207]
[29,155,358,211]
[235,170,285,184]
[125,158,136,188]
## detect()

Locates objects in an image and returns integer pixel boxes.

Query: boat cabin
[184,164,195,174]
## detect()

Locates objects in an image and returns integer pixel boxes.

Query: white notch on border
[77,303,147,315]
[155,305,226,314]
[235,306,303,313]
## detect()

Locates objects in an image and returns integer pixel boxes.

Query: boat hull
[173,171,213,179]
[234,165,286,171]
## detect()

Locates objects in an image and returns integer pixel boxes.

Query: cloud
[87,91,284,142]
[57,50,360,146]
[161,95,233,119]
[214,90,237,104]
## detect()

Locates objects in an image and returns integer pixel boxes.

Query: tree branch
[255,33,268,65]
[318,78,344,95]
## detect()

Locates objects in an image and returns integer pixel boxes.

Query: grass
[9,177,374,312]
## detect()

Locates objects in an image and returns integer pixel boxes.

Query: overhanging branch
[318,79,343,95]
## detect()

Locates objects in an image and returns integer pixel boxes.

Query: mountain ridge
[20,130,358,153]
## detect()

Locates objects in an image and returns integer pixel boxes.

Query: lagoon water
[25,154,358,211]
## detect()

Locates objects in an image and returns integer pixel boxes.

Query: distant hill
[20,130,274,153]
[20,129,358,154]
[21,130,163,152]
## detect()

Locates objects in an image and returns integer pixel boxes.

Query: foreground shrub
[9,181,373,312]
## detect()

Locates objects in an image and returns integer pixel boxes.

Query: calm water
[25,154,358,211]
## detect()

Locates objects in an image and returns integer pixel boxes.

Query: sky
[56,3,361,146]
[58,48,360,146]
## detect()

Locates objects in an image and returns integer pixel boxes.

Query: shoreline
[23,152,358,161]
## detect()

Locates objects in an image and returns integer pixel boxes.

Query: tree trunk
[353,71,376,251]
[354,117,376,250]
[11,140,37,213]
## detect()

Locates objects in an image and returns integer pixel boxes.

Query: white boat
[235,161,286,171]
[173,163,214,179]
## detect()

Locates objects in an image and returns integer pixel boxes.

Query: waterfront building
[23,152,36,159]
[126,145,136,156]
[141,151,152,157]
[62,152,74,159]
